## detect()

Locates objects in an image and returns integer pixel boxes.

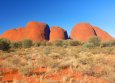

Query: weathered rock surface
[49,26,68,42]
[92,26,113,41]
[70,23,96,41]
[70,22,113,41]
[0,22,50,42]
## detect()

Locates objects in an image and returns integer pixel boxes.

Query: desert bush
[33,42,41,47]
[10,41,22,48]
[53,40,63,46]
[22,39,32,48]
[83,36,101,48]
[0,38,10,51]
[68,40,80,46]
[101,40,115,47]
[83,42,95,49]
[88,36,101,46]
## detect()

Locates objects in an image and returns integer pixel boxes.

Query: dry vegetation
[0,37,115,83]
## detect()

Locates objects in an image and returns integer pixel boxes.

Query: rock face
[70,22,113,41]
[0,22,50,42]
[70,23,96,41]
[92,26,113,41]
[0,22,113,42]
[25,22,50,41]
[50,26,68,42]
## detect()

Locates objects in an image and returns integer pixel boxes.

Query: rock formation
[25,22,50,41]
[0,22,50,42]
[70,23,96,41]
[92,26,113,41]
[0,22,113,42]
[70,22,113,41]
[49,26,68,42]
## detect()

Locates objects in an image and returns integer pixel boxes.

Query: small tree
[22,39,32,48]
[0,38,10,51]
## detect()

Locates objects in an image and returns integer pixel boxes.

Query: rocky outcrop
[0,22,113,42]
[92,26,113,41]
[70,22,113,41]
[0,22,50,42]
[70,23,96,41]
[49,26,68,42]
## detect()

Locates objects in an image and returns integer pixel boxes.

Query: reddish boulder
[70,22,113,41]
[0,29,18,41]
[92,26,113,41]
[49,26,68,42]
[0,22,50,42]
[25,22,50,41]
[70,23,96,41]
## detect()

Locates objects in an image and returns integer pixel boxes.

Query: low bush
[88,36,101,47]
[22,39,32,48]
[0,38,10,51]
[83,42,95,49]
[52,40,63,46]
[83,36,101,48]
[10,41,22,48]
[68,40,80,46]
[33,42,41,47]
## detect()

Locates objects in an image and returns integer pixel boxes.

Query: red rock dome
[0,29,18,41]
[70,23,96,41]
[0,22,50,42]
[92,26,113,41]
[70,22,113,41]
[50,26,68,42]
[25,22,50,41]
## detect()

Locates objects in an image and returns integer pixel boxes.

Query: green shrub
[68,40,80,46]
[88,36,101,47]
[83,42,95,49]
[0,38,10,51]
[10,41,22,48]
[22,39,32,48]
[53,40,63,46]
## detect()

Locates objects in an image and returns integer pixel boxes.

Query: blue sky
[0,0,115,37]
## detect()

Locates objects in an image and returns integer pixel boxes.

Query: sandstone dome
[70,22,96,41]
[50,26,68,42]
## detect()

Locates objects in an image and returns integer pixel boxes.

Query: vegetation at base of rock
[83,36,101,48]
[52,40,64,46]
[0,38,10,51]
[10,41,22,48]
[21,39,32,48]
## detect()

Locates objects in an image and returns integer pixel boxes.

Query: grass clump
[0,38,10,51]
[83,36,101,48]
[22,39,32,48]
[53,40,64,47]
[101,40,115,47]
[10,41,22,48]
[68,40,80,46]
